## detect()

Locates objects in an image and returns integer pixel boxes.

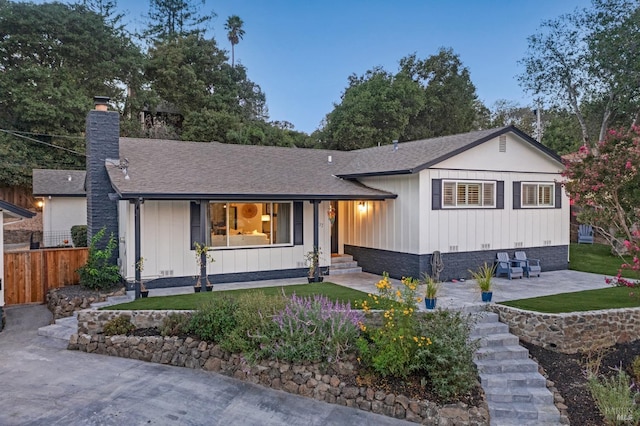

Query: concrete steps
[472,312,561,426]
[329,254,362,275]
[37,291,134,342]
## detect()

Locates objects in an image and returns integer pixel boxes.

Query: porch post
[134,198,142,299]
[312,200,320,281]
[199,200,207,286]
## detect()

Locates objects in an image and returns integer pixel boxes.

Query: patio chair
[495,252,524,279]
[514,251,541,278]
[578,224,594,244]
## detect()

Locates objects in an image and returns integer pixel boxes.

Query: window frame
[441,180,497,209]
[207,201,294,249]
[520,182,555,208]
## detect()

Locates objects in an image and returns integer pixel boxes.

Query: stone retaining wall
[47,287,126,320]
[490,304,640,354]
[72,310,489,425]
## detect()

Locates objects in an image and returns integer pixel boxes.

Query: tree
[143,0,215,42]
[225,15,245,67]
[563,126,640,248]
[519,0,640,146]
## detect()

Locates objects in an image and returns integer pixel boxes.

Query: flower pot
[308,276,324,283]
[205,285,213,292]
[481,291,493,302]
[194,286,202,293]
[425,298,437,310]
[140,290,149,298]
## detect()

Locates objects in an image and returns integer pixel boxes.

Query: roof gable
[335,126,562,178]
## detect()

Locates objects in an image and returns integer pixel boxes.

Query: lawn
[104,282,372,310]
[500,286,640,313]
[569,242,634,277]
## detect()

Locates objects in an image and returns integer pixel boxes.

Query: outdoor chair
[495,252,524,279]
[514,251,541,278]
[578,224,594,244]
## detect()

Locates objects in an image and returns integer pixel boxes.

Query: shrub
[103,315,135,336]
[264,294,363,363]
[185,296,238,342]
[76,227,122,290]
[414,310,479,400]
[160,312,191,337]
[632,355,640,383]
[356,274,429,378]
[587,369,640,425]
[70,225,87,247]
[221,292,287,355]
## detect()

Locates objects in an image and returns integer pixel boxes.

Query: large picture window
[521,183,554,207]
[208,202,292,247]
[443,181,495,208]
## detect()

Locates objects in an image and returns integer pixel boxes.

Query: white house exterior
[40,100,568,291]
[0,200,35,330]
[32,169,86,247]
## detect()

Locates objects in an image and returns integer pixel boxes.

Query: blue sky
[38,0,591,134]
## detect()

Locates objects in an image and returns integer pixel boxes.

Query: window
[442,181,495,208]
[208,202,292,248]
[521,183,554,207]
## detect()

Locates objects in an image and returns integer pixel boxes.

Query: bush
[160,312,191,337]
[221,292,287,356]
[71,225,87,247]
[588,369,640,425]
[103,315,134,336]
[356,274,427,377]
[76,227,122,290]
[415,310,479,400]
[185,296,238,342]
[264,294,363,363]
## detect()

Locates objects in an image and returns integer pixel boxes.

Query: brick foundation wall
[344,245,569,281]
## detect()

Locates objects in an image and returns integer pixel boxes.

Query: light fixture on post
[358,201,366,213]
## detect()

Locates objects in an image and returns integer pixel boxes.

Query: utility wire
[8,129,85,140]
[0,129,86,156]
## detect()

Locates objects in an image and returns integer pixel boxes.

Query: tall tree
[519,0,640,146]
[225,15,245,67]
[143,0,215,42]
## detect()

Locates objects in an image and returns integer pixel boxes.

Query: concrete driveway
[0,305,411,426]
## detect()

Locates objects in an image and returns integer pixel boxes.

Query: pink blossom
[626,161,633,169]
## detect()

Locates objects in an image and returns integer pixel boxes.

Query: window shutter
[513,182,521,209]
[190,201,200,250]
[496,181,504,209]
[293,201,303,245]
[432,179,442,210]
[555,182,562,209]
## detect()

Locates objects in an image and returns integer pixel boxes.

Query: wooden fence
[3,247,88,305]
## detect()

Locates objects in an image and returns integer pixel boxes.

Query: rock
[204,357,221,372]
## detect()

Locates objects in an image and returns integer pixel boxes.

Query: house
[1,200,35,330]
[32,169,86,247]
[37,98,569,290]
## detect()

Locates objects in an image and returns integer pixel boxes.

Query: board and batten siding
[119,200,329,281]
[42,197,87,246]
[341,174,420,254]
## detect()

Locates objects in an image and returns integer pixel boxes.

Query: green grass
[103,282,371,310]
[500,286,640,313]
[569,243,634,277]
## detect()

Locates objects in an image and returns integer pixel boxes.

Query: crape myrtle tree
[563,126,640,249]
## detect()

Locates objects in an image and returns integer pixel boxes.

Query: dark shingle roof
[336,126,562,178]
[107,139,394,200]
[0,200,35,219]
[32,169,86,196]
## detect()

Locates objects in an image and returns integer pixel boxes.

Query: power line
[0,129,86,156]
[9,130,85,140]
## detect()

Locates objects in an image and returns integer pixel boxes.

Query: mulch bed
[523,340,640,425]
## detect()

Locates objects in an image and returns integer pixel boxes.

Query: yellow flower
[413,336,419,342]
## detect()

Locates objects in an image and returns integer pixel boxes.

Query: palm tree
[225,15,244,67]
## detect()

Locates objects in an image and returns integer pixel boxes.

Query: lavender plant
[265,294,363,363]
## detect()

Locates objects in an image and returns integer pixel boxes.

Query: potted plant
[470,262,496,302]
[136,257,149,298]
[194,242,215,292]
[422,273,440,309]
[304,247,324,283]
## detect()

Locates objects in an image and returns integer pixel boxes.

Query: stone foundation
[490,304,640,353]
[72,310,489,425]
[47,286,126,320]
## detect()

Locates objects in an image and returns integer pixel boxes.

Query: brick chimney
[86,96,119,261]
